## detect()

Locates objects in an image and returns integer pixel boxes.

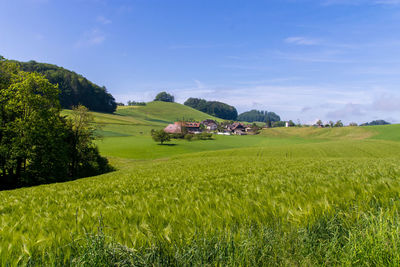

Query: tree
[151,129,171,144]
[0,65,69,187]
[316,120,323,127]
[334,120,343,127]
[237,110,281,123]
[0,58,112,189]
[154,92,174,102]
[349,122,358,127]
[15,60,117,113]
[184,98,238,120]
[360,120,390,126]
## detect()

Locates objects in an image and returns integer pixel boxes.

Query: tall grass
[2,139,400,265]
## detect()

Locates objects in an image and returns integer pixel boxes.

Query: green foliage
[15,60,117,113]
[127,100,146,106]
[154,91,174,102]
[184,134,194,141]
[272,121,286,127]
[0,59,112,189]
[237,109,281,123]
[184,97,238,120]
[334,120,344,127]
[194,132,213,140]
[151,129,171,144]
[361,120,391,126]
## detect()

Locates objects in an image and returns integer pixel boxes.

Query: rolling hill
[4,102,400,265]
[116,101,221,124]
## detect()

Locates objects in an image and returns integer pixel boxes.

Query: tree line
[237,110,281,125]
[184,97,238,120]
[14,60,117,113]
[0,57,113,190]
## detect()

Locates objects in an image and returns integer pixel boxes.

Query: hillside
[117,101,221,124]
[2,124,400,264]
[15,60,117,113]
[261,126,376,140]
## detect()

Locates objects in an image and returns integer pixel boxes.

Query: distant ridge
[15,60,117,113]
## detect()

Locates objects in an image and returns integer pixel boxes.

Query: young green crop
[1,139,400,265]
[3,106,400,265]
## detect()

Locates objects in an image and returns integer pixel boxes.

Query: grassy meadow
[2,102,400,265]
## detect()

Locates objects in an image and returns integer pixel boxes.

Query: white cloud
[74,29,105,48]
[285,36,320,46]
[322,0,400,5]
[372,93,400,111]
[97,16,112,25]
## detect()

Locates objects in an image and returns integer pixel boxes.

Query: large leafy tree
[0,57,112,189]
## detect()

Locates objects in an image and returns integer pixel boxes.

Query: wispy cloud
[74,29,105,48]
[285,36,320,45]
[276,50,353,63]
[322,0,400,5]
[97,15,112,25]
[169,43,244,49]
[326,103,365,119]
[372,93,400,111]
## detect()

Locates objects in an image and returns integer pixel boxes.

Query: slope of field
[116,101,221,124]
[2,115,400,265]
[2,138,400,265]
[261,125,375,140]
[368,124,400,141]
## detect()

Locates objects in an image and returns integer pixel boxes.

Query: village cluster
[164,120,263,135]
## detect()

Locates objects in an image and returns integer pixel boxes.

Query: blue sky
[2,0,400,124]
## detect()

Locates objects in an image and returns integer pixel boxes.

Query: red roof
[184,122,200,128]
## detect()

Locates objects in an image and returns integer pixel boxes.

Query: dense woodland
[14,60,117,113]
[0,57,112,190]
[361,120,391,126]
[184,97,238,120]
[237,110,281,124]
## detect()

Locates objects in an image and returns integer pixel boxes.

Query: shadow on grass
[157,143,177,146]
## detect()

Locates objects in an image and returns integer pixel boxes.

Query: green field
[2,103,400,265]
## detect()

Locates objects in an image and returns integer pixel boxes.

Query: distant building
[201,119,218,131]
[227,122,246,133]
[164,121,202,134]
[164,122,182,134]
[184,122,201,133]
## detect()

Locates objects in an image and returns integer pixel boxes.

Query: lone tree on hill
[151,129,171,145]
[154,91,174,102]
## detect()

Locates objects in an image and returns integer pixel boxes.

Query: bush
[195,132,213,140]
[184,134,194,141]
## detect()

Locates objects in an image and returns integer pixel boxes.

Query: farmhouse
[164,122,182,134]
[184,122,201,133]
[201,119,218,131]
[227,122,246,135]
[164,121,201,134]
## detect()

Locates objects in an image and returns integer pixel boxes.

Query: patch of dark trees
[14,60,117,113]
[360,120,391,126]
[184,98,238,120]
[154,91,175,102]
[0,57,113,190]
[237,110,281,126]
